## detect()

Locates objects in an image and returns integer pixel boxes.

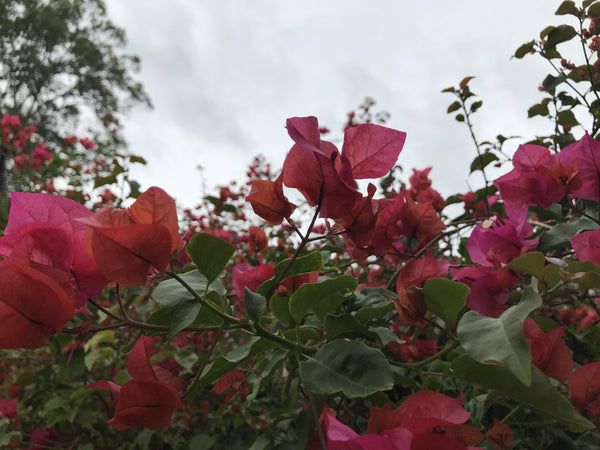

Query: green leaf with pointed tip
[368,326,403,345]
[186,232,235,284]
[423,278,469,325]
[558,109,579,126]
[514,40,536,58]
[200,337,278,385]
[256,251,324,297]
[545,24,577,49]
[244,288,266,320]
[299,340,394,398]
[556,1,579,16]
[470,100,483,113]
[152,271,225,334]
[289,275,358,323]
[457,287,542,385]
[470,152,498,173]
[450,355,594,432]
[507,252,546,279]
[528,102,550,118]
[447,101,461,113]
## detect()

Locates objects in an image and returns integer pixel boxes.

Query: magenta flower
[495,144,580,210]
[467,205,538,267]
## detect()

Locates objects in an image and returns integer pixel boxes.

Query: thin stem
[461,97,491,216]
[166,271,240,323]
[181,323,226,398]
[88,298,122,322]
[501,405,521,423]
[264,196,323,299]
[115,284,131,321]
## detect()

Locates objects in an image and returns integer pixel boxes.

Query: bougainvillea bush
[7,1,600,449]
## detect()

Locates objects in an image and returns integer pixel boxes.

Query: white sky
[104,0,571,208]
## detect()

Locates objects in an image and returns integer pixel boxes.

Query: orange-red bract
[79,186,182,287]
[129,186,183,252]
[245,175,296,225]
[486,419,513,450]
[569,361,600,416]
[0,261,73,349]
[86,336,184,430]
[85,222,172,286]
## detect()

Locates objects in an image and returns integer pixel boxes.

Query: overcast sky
[104,0,568,208]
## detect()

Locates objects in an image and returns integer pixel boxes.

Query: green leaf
[514,40,536,58]
[200,337,278,385]
[186,232,235,284]
[271,294,293,327]
[244,288,266,320]
[457,287,542,385]
[152,271,225,334]
[246,348,289,402]
[455,114,465,122]
[257,251,324,297]
[470,100,483,113]
[368,326,403,345]
[423,278,469,325]
[354,300,395,325]
[543,72,567,95]
[129,155,147,165]
[538,216,599,251]
[528,102,550,118]
[447,101,461,113]
[545,24,577,48]
[470,152,499,174]
[324,314,370,340]
[289,275,358,323]
[590,2,600,18]
[557,109,580,126]
[450,355,594,432]
[507,252,546,280]
[299,340,394,398]
[556,1,579,16]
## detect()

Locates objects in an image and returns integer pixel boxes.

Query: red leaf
[213,370,246,394]
[83,220,172,286]
[283,117,361,219]
[245,175,296,225]
[3,193,107,309]
[341,123,406,179]
[557,132,600,201]
[232,263,274,298]
[90,379,184,431]
[127,335,158,381]
[129,186,183,252]
[486,419,513,449]
[571,228,600,265]
[523,318,573,382]
[0,261,73,349]
[569,361,600,416]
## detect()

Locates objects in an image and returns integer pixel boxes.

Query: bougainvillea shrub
[5,1,600,449]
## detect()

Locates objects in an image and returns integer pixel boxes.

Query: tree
[0,0,151,194]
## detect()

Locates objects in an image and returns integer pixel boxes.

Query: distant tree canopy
[0,0,151,193]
